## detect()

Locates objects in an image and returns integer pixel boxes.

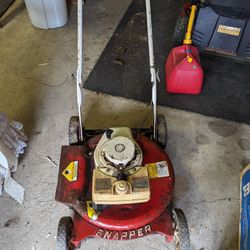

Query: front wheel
[56,217,73,250]
[172,209,190,250]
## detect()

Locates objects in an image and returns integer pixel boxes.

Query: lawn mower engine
[92,127,150,205]
[55,116,190,250]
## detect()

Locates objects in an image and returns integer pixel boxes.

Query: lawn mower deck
[55,116,190,249]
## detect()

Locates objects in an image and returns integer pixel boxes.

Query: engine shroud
[92,128,150,205]
[94,127,143,177]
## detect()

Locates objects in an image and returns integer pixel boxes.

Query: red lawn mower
[55,0,190,249]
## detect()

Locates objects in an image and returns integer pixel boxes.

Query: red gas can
[165,45,203,94]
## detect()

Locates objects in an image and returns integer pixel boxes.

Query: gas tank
[166,45,203,94]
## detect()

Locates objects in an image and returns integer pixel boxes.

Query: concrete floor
[0,1,248,249]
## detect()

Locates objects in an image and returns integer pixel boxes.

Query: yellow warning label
[217,25,241,36]
[62,161,78,182]
[147,163,158,178]
[87,201,98,220]
[146,161,170,179]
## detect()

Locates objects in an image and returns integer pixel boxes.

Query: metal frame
[76,0,158,140]
[145,0,158,139]
[77,0,84,141]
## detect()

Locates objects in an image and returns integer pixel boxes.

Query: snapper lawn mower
[55,0,190,249]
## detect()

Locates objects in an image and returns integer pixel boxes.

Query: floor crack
[179,197,239,205]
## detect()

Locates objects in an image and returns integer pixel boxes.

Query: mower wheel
[156,114,168,148]
[173,15,188,47]
[56,217,73,250]
[172,209,190,250]
[69,116,81,145]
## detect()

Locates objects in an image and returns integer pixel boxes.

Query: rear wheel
[56,217,73,250]
[172,209,190,250]
[69,116,82,145]
[156,114,168,148]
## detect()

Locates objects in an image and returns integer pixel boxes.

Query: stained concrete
[0,0,247,250]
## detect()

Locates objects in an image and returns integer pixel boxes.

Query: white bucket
[24,0,68,29]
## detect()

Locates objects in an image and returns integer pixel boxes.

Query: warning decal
[146,161,170,178]
[62,161,78,182]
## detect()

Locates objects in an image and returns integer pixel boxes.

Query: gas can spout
[183,5,197,45]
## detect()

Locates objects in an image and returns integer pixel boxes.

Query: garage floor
[0,1,248,249]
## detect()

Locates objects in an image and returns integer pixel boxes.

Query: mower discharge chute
[55,0,190,249]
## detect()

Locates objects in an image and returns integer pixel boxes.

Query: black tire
[57,217,73,250]
[172,209,190,250]
[156,114,168,148]
[172,15,188,47]
[69,116,81,145]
